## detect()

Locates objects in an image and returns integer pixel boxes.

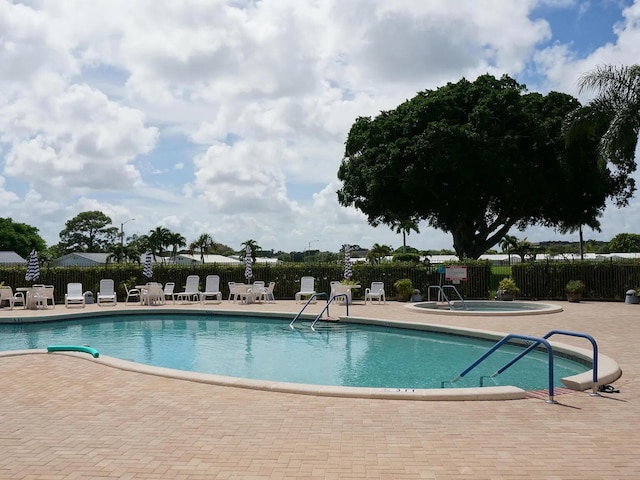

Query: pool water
[0,314,588,390]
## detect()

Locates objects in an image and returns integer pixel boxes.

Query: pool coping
[0,307,621,401]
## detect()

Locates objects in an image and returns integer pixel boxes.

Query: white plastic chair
[200,275,222,303]
[43,285,55,308]
[0,286,25,310]
[364,282,386,304]
[295,276,316,303]
[263,282,276,303]
[176,275,200,303]
[97,279,117,306]
[64,283,85,308]
[124,284,141,304]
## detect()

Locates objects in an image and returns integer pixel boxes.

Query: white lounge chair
[124,284,141,304]
[200,275,222,303]
[65,283,85,308]
[163,282,176,304]
[295,276,316,303]
[364,282,386,304]
[97,279,117,306]
[176,275,200,303]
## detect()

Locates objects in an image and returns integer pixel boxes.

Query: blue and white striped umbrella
[244,245,253,281]
[142,252,153,279]
[25,249,40,282]
[343,244,352,280]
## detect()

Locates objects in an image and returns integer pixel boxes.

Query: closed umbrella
[343,244,352,280]
[142,252,153,279]
[25,249,40,282]
[244,246,253,281]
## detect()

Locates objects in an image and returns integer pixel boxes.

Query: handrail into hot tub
[427,285,468,310]
[492,330,600,396]
[451,334,556,403]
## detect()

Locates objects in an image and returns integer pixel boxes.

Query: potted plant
[393,278,414,302]
[565,280,585,303]
[496,277,520,301]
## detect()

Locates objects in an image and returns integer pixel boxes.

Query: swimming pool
[408,300,563,316]
[0,312,588,392]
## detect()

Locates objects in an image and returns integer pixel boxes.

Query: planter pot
[496,292,514,301]
[566,293,582,303]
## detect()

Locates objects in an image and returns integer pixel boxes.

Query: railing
[289,293,328,328]
[427,285,467,310]
[493,330,600,395]
[451,334,557,403]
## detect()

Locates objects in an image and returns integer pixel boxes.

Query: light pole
[306,239,319,262]
[119,218,135,263]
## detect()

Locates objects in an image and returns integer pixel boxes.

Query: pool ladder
[450,330,600,403]
[289,293,349,330]
[427,285,468,310]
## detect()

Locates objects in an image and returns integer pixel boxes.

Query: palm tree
[366,243,393,264]
[147,227,172,260]
[241,239,261,262]
[189,233,215,263]
[498,235,518,265]
[390,218,420,253]
[558,218,602,261]
[565,64,640,165]
[167,232,187,261]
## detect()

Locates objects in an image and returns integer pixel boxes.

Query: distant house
[54,252,113,267]
[173,254,242,265]
[0,251,27,266]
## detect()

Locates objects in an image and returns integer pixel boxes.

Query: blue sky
[1,0,640,254]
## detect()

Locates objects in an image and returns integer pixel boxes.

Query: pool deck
[1,299,638,479]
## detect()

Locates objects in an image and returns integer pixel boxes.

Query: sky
[2,0,640,254]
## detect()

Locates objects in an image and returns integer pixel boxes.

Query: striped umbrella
[343,244,352,280]
[25,249,40,282]
[142,252,153,279]
[244,245,253,281]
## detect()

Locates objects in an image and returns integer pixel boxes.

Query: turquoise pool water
[0,313,588,390]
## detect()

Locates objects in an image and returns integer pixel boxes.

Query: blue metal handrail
[289,293,328,328]
[310,294,349,330]
[452,334,556,403]
[427,285,468,310]
[493,330,600,395]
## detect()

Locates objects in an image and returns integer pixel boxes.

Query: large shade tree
[337,74,634,259]
[58,211,118,253]
[0,217,47,258]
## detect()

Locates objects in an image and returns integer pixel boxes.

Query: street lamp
[119,218,135,263]
[306,239,319,262]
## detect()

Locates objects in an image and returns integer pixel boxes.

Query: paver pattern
[1,299,638,479]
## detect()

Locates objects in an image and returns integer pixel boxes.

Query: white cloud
[1,0,639,253]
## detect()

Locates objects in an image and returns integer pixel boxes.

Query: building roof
[176,254,242,264]
[0,251,27,265]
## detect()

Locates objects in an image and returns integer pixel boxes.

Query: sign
[437,265,446,274]
[445,266,467,281]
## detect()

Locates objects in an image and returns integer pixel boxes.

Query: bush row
[1,260,637,303]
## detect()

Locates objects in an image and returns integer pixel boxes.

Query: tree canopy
[337,74,633,259]
[0,217,47,258]
[57,211,118,254]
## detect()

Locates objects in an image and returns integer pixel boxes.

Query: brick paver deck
[1,299,638,479]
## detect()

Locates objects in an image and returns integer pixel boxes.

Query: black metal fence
[1,260,638,303]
